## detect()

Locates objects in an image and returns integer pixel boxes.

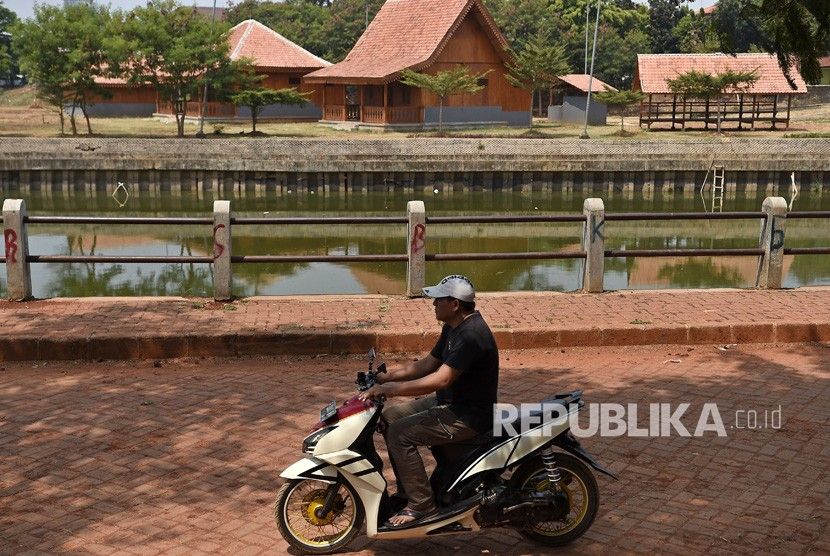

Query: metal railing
[2,197,828,300]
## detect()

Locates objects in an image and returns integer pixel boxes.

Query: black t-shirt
[430,311,499,429]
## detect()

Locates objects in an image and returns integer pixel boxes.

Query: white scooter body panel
[448,403,578,491]
[313,405,377,456]
[280,457,337,482]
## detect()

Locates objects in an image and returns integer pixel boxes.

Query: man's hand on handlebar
[358,384,391,402]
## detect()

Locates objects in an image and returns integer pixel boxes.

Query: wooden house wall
[425,15,529,111]
[91,85,157,104]
[260,71,324,107]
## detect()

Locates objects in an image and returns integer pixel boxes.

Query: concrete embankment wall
[0,137,828,194]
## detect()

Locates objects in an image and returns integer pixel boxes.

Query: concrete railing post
[3,199,32,300]
[406,200,426,297]
[213,200,232,301]
[581,197,605,293]
[758,196,787,289]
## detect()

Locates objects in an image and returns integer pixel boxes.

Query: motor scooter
[275,349,616,554]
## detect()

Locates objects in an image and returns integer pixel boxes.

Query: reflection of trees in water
[657,259,744,288]
[787,242,830,285]
[46,233,214,297]
[45,263,214,297]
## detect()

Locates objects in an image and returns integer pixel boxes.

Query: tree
[667,69,759,132]
[319,0,384,62]
[708,0,769,54]
[506,31,571,129]
[673,11,718,53]
[114,0,236,138]
[399,67,487,133]
[11,3,115,135]
[648,0,682,53]
[231,88,309,132]
[746,0,829,85]
[592,26,651,89]
[592,89,646,133]
[0,1,18,83]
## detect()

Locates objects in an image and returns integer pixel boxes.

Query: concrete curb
[2,321,828,362]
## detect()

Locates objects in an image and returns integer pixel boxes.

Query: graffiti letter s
[410,223,426,254]
[213,224,226,260]
[4,229,17,264]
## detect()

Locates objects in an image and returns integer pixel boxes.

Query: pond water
[2,187,829,298]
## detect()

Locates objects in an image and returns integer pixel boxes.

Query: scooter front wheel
[275,478,365,555]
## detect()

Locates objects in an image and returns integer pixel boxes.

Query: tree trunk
[717,97,723,133]
[620,110,625,133]
[252,107,258,133]
[58,107,65,135]
[528,93,534,131]
[438,98,444,133]
[69,98,78,135]
[81,99,92,135]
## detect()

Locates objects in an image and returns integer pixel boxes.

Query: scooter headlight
[303,426,336,454]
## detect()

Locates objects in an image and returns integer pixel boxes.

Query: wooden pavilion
[634,53,808,130]
[303,0,531,128]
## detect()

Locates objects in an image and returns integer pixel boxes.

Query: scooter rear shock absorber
[540,447,562,484]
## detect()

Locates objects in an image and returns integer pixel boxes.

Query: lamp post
[580,0,601,140]
[584,0,590,74]
[197,0,218,137]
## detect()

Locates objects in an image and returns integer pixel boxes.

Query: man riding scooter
[359,274,499,528]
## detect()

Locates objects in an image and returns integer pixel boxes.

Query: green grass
[784,132,830,138]
[0,85,37,107]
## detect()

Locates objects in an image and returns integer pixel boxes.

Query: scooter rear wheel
[275,478,365,555]
[510,452,599,546]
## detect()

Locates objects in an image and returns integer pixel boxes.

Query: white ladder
[711,165,725,212]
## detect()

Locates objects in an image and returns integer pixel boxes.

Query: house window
[289,76,301,86]
[477,78,489,87]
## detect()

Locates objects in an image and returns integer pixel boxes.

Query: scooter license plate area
[320,400,337,421]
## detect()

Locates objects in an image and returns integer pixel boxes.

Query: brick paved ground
[1,343,827,555]
[1,288,830,361]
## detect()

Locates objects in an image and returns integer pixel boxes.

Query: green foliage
[648,0,682,53]
[667,68,759,132]
[400,66,487,131]
[0,1,16,80]
[11,3,115,135]
[673,11,719,53]
[319,0,384,62]
[752,0,830,85]
[666,69,760,99]
[593,89,645,132]
[709,0,769,54]
[113,0,237,137]
[591,26,651,90]
[231,87,309,132]
[506,31,571,92]
[505,30,571,129]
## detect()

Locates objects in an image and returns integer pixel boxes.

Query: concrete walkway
[1,287,829,361]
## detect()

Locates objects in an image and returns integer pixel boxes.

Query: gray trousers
[382,395,479,513]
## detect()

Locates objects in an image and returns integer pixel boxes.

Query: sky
[4,0,719,22]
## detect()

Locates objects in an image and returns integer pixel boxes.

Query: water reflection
[2,188,828,298]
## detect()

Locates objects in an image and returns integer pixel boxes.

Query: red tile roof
[228,20,331,71]
[557,74,617,94]
[305,0,510,84]
[635,53,808,95]
[634,53,807,95]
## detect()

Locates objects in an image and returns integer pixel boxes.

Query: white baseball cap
[423,274,475,302]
